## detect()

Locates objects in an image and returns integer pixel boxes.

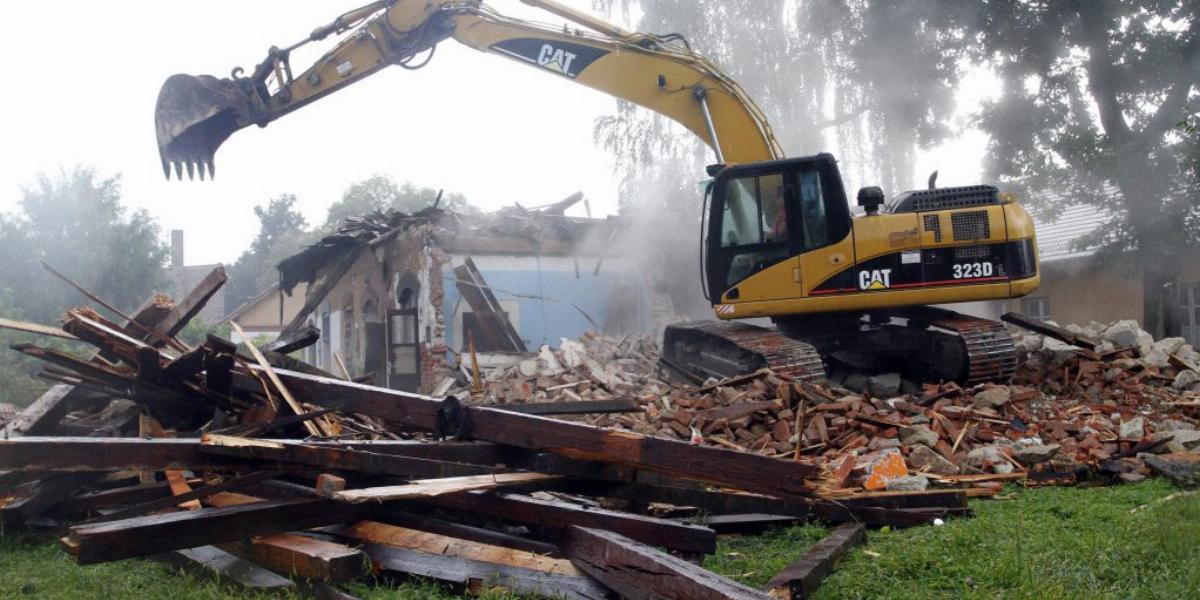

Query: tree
[593,0,964,211]
[945,0,1199,335]
[0,168,168,325]
[225,194,316,313]
[320,175,470,232]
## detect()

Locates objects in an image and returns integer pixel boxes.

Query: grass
[712,478,1200,600]
[1,480,1196,599]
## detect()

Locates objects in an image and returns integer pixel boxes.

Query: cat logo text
[858,269,892,290]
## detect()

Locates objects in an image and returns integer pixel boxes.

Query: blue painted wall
[442,264,651,351]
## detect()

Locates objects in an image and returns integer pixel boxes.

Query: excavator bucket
[154,74,254,180]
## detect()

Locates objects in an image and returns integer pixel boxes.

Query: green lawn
[2,479,1196,599]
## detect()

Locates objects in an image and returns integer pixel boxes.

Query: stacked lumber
[0,278,963,599]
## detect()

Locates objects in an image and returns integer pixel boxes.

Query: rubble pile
[0,272,966,599]
[469,319,1200,492]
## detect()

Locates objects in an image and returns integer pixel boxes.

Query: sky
[0,0,994,266]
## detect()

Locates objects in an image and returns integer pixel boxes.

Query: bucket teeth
[185,161,195,180]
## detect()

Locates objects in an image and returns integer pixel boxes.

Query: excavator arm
[155,0,783,180]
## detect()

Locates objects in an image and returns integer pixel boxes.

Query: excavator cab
[704,155,852,302]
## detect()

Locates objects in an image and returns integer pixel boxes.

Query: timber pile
[0,275,964,599]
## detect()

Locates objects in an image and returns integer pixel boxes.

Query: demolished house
[274,195,657,393]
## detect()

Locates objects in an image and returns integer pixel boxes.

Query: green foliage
[0,168,167,407]
[0,167,168,325]
[944,0,1198,333]
[224,195,318,314]
[320,175,472,233]
[594,0,965,210]
[176,320,232,348]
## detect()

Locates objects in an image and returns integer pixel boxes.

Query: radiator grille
[923,214,942,243]
[954,245,991,261]
[951,211,990,241]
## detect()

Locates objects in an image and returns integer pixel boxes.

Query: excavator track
[662,321,826,382]
[902,306,1018,385]
[663,307,1017,387]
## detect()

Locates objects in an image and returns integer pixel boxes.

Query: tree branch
[815,106,869,129]
[1076,1,1133,143]
[1145,35,1200,140]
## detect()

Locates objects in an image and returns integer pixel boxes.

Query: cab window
[797,170,828,250]
[715,173,790,287]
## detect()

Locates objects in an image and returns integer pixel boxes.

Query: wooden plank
[52,481,175,517]
[63,497,366,565]
[154,545,297,592]
[334,520,581,575]
[1,474,100,527]
[490,398,640,415]
[373,510,561,556]
[268,367,821,500]
[1,384,81,437]
[563,525,770,600]
[230,321,326,436]
[426,491,717,555]
[199,434,496,479]
[0,316,78,340]
[361,543,608,600]
[263,324,320,355]
[453,257,524,352]
[161,266,227,338]
[562,480,944,528]
[763,523,865,599]
[217,533,366,583]
[690,513,806,535]
[85,471,278,524]
[0,437,249,472]
[333,473,558,504]
[1001,312,1100,350]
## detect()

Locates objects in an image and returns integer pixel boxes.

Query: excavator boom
[154,0,782,179]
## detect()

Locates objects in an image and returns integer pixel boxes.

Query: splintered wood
[5,271,1196,597]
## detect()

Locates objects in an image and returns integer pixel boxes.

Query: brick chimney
[171,229,184,268]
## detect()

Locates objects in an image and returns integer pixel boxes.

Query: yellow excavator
[155,0,1040,386]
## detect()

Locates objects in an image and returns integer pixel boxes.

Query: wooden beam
[425,491,716,555]
[52,481,175,517]
[63,497,366,565]
[84,471,278,524]
[0,316,78,340]
[154,545,297,592]
[0,437,249,472]
[1,474,101,527]
[374,510,561,556]
[559,480,945,528]
[361,543,608,600]
[217,533,366,583]
[690,513,807,535]
[268,367,820,500]
[162,266,227,338]
[231,321,326,436]
[1001,312,1100,350]
[563,526,771,600]
[198,434,496,479]
[763,523,865,599]
[335,520,581,576]
[491,398,640,416]
[334,473,558,504]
